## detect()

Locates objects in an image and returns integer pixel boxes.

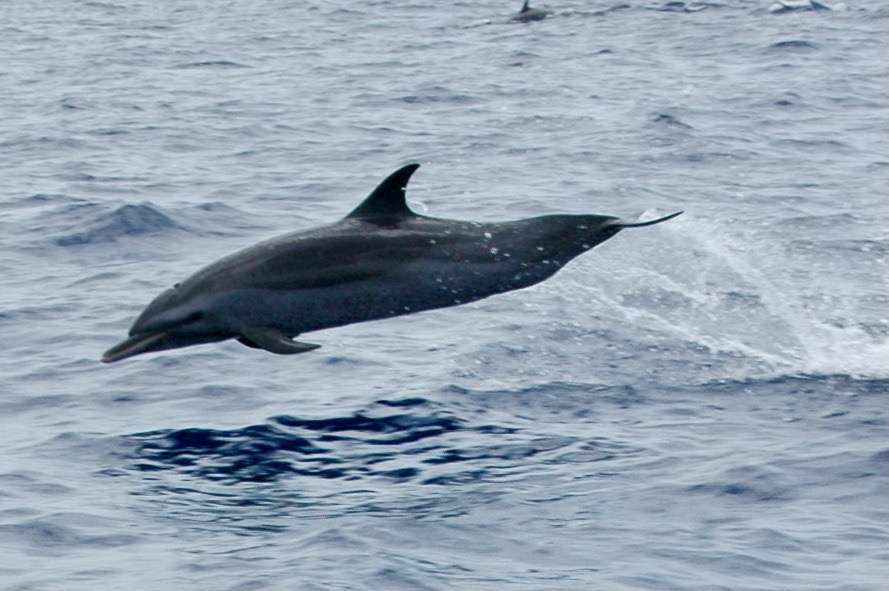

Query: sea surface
[0,0,887,589]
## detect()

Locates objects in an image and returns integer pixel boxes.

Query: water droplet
[484,232,492,239]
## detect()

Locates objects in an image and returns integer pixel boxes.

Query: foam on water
[665,215,889,380]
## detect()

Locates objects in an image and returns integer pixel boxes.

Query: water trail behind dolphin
[618,215,889,379]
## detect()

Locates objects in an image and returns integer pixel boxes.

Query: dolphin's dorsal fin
[346,163,420,219]
[521,0,530,12]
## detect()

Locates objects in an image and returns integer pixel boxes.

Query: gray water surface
[1,1,887,589]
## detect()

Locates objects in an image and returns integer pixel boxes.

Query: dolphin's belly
[215,260,560,336]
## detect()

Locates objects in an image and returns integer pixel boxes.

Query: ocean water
[0,0,887,589]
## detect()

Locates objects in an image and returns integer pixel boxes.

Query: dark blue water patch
[89,128,130,136]
[125,409,468,484]
[699,467,800,503]
[83,1,127,9]
[59,97,94,111]
[376,397,431,408]
[681,150,749,163]
[398,86,480,105]
[118,390,625,488]
[589,3,633,16]
[764,40,820,52]
[749,91,808,109]
[650,113,694,130]
[171,60,250,69]
[270,413,464,444]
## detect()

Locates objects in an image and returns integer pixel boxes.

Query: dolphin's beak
[101,331,168,363]
[617,211,683,228]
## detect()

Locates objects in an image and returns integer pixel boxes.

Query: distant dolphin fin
[617,211,683,228]
[346,163,421,219]
[240,328,321,355]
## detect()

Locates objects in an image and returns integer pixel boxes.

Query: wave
[54,203,185,246]
[171,60,250,69]
[765,40,819,51]
[48,200,257,247]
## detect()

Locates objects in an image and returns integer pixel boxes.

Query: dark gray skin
[102,164,681,363]
[511,0,550,22]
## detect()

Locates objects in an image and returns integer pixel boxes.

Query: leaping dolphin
[102,164,681,363]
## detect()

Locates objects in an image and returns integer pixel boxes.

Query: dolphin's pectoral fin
[239,328,321,355]
[237,336,261,349]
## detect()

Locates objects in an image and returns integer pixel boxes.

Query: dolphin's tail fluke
[618,211,683,228]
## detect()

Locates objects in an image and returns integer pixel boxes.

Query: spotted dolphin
[102,164,681,362]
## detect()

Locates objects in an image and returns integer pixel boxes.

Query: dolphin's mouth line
[101,331,168,363]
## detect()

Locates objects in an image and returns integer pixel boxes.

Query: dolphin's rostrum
[102,164,682,363]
